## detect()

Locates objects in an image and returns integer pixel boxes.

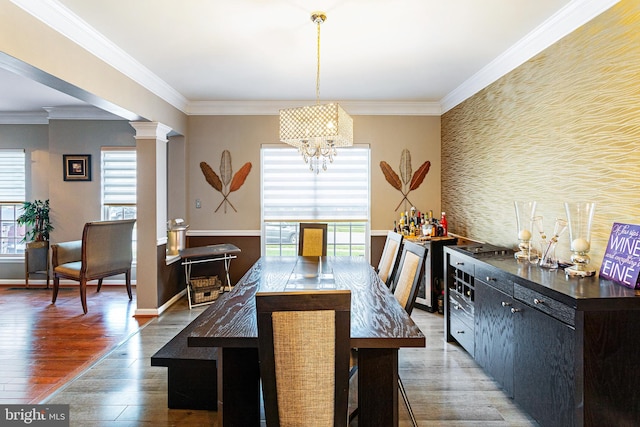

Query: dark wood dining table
[187,255,426,427]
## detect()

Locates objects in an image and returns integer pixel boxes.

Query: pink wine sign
[600,222,640,289]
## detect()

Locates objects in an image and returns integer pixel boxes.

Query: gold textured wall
[442,0,640,268]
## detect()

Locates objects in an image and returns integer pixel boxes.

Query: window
[261,146,370,257]
[101,148,136,254]
[0,149,26,255]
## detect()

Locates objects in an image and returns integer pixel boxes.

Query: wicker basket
[190,276,222,304]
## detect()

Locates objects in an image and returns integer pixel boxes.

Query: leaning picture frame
[63,154,91,181]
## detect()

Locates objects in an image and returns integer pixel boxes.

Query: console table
[180,243,241,308]
[444,245,640,427]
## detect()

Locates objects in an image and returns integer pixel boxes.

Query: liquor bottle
[393,220,398,233]
[441,212,448,236]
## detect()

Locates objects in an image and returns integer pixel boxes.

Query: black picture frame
[63,154,91,181]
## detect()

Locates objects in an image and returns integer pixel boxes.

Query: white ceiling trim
[0,112,49,125]
[187,100,442,116]
[441,0,621,113]
[0,106,122,124]
[43,106,125,120]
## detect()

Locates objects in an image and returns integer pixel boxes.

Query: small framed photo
[63,154,91,181]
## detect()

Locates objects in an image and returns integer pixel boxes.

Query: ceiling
[1,0,615,119]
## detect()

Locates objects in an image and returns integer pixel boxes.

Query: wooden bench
[151,314,218,410]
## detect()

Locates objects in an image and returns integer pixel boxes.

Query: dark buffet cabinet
[444,245,640,427]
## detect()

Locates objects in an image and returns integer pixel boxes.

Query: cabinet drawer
[450,313,474,356]
[449,252,474,276]
[514,283,575,327]
[476,264,513,296]
[450,292,474,323]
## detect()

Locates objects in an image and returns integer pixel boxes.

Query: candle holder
[564,202,596,277]
[539,218,568,269]
[514,201,537,262]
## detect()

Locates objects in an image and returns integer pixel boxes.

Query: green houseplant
[17,199,53,242]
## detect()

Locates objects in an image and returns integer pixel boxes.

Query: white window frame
[101,147,137,257]
[0,149,26,256]
[261,144,371,259]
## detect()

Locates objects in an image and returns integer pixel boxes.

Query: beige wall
[186,115,441,232]
[48,120,136,243]
[441,0,640,269]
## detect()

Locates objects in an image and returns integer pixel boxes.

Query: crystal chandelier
[279,12,354,173]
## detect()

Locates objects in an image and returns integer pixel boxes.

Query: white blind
[102,148,136,205]
[0,149,25,202]
[262,146,369,221]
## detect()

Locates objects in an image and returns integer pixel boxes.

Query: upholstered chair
[388,240,427,426]
[298,222,328,256]
[376,231,403,287]
[256,290,351,427]
[51,219,136,314]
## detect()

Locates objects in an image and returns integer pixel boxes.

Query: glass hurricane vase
[514,201,537,263]
[564,202,596,277]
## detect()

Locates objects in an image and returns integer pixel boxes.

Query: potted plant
[17,199,53,286]
[17,199,53,242]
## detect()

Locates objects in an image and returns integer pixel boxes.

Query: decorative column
[130,121,171,316]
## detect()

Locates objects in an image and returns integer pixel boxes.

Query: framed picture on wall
[63,154,91,181]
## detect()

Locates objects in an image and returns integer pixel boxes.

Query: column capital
[129,121,172,142]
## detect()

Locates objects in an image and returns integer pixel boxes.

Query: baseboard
[134,288,187,317]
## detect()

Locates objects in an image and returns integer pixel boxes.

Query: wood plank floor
[1,283,539,426]
[0,284,150,404]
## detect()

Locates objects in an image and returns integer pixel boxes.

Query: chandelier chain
[316,18,321,105]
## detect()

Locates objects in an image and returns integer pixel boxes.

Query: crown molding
[0,106,124,124]
[441,0,620,113]
[0,111,49,124]
[186,100,442,116]
[43,106,124,120]
[11,0,189,112]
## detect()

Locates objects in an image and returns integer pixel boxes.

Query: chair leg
[125,269,132,300]
[398,376,418,427]
[52,276,60,303]
[96,278,103,292]
[80,279,88,314]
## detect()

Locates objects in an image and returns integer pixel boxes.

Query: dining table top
[187,256,426,349]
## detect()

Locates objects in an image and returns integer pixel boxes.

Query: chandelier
[279,12,354,173]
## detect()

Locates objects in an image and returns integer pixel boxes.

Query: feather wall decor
[380,149,431,211]
[200,150,252,213]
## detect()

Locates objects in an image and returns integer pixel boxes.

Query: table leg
[223,255,233,292]
[357,348,399,427]
[217,347,261,427]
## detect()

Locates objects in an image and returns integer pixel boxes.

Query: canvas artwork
[599,222,640,289]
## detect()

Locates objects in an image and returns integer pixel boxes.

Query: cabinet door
[514,304,576,427]
[475,281,514,397]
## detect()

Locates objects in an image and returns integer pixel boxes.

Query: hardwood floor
[1,283,539,426]
[0,284,150,404]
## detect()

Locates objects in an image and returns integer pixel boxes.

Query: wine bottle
[441,212,448,236]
